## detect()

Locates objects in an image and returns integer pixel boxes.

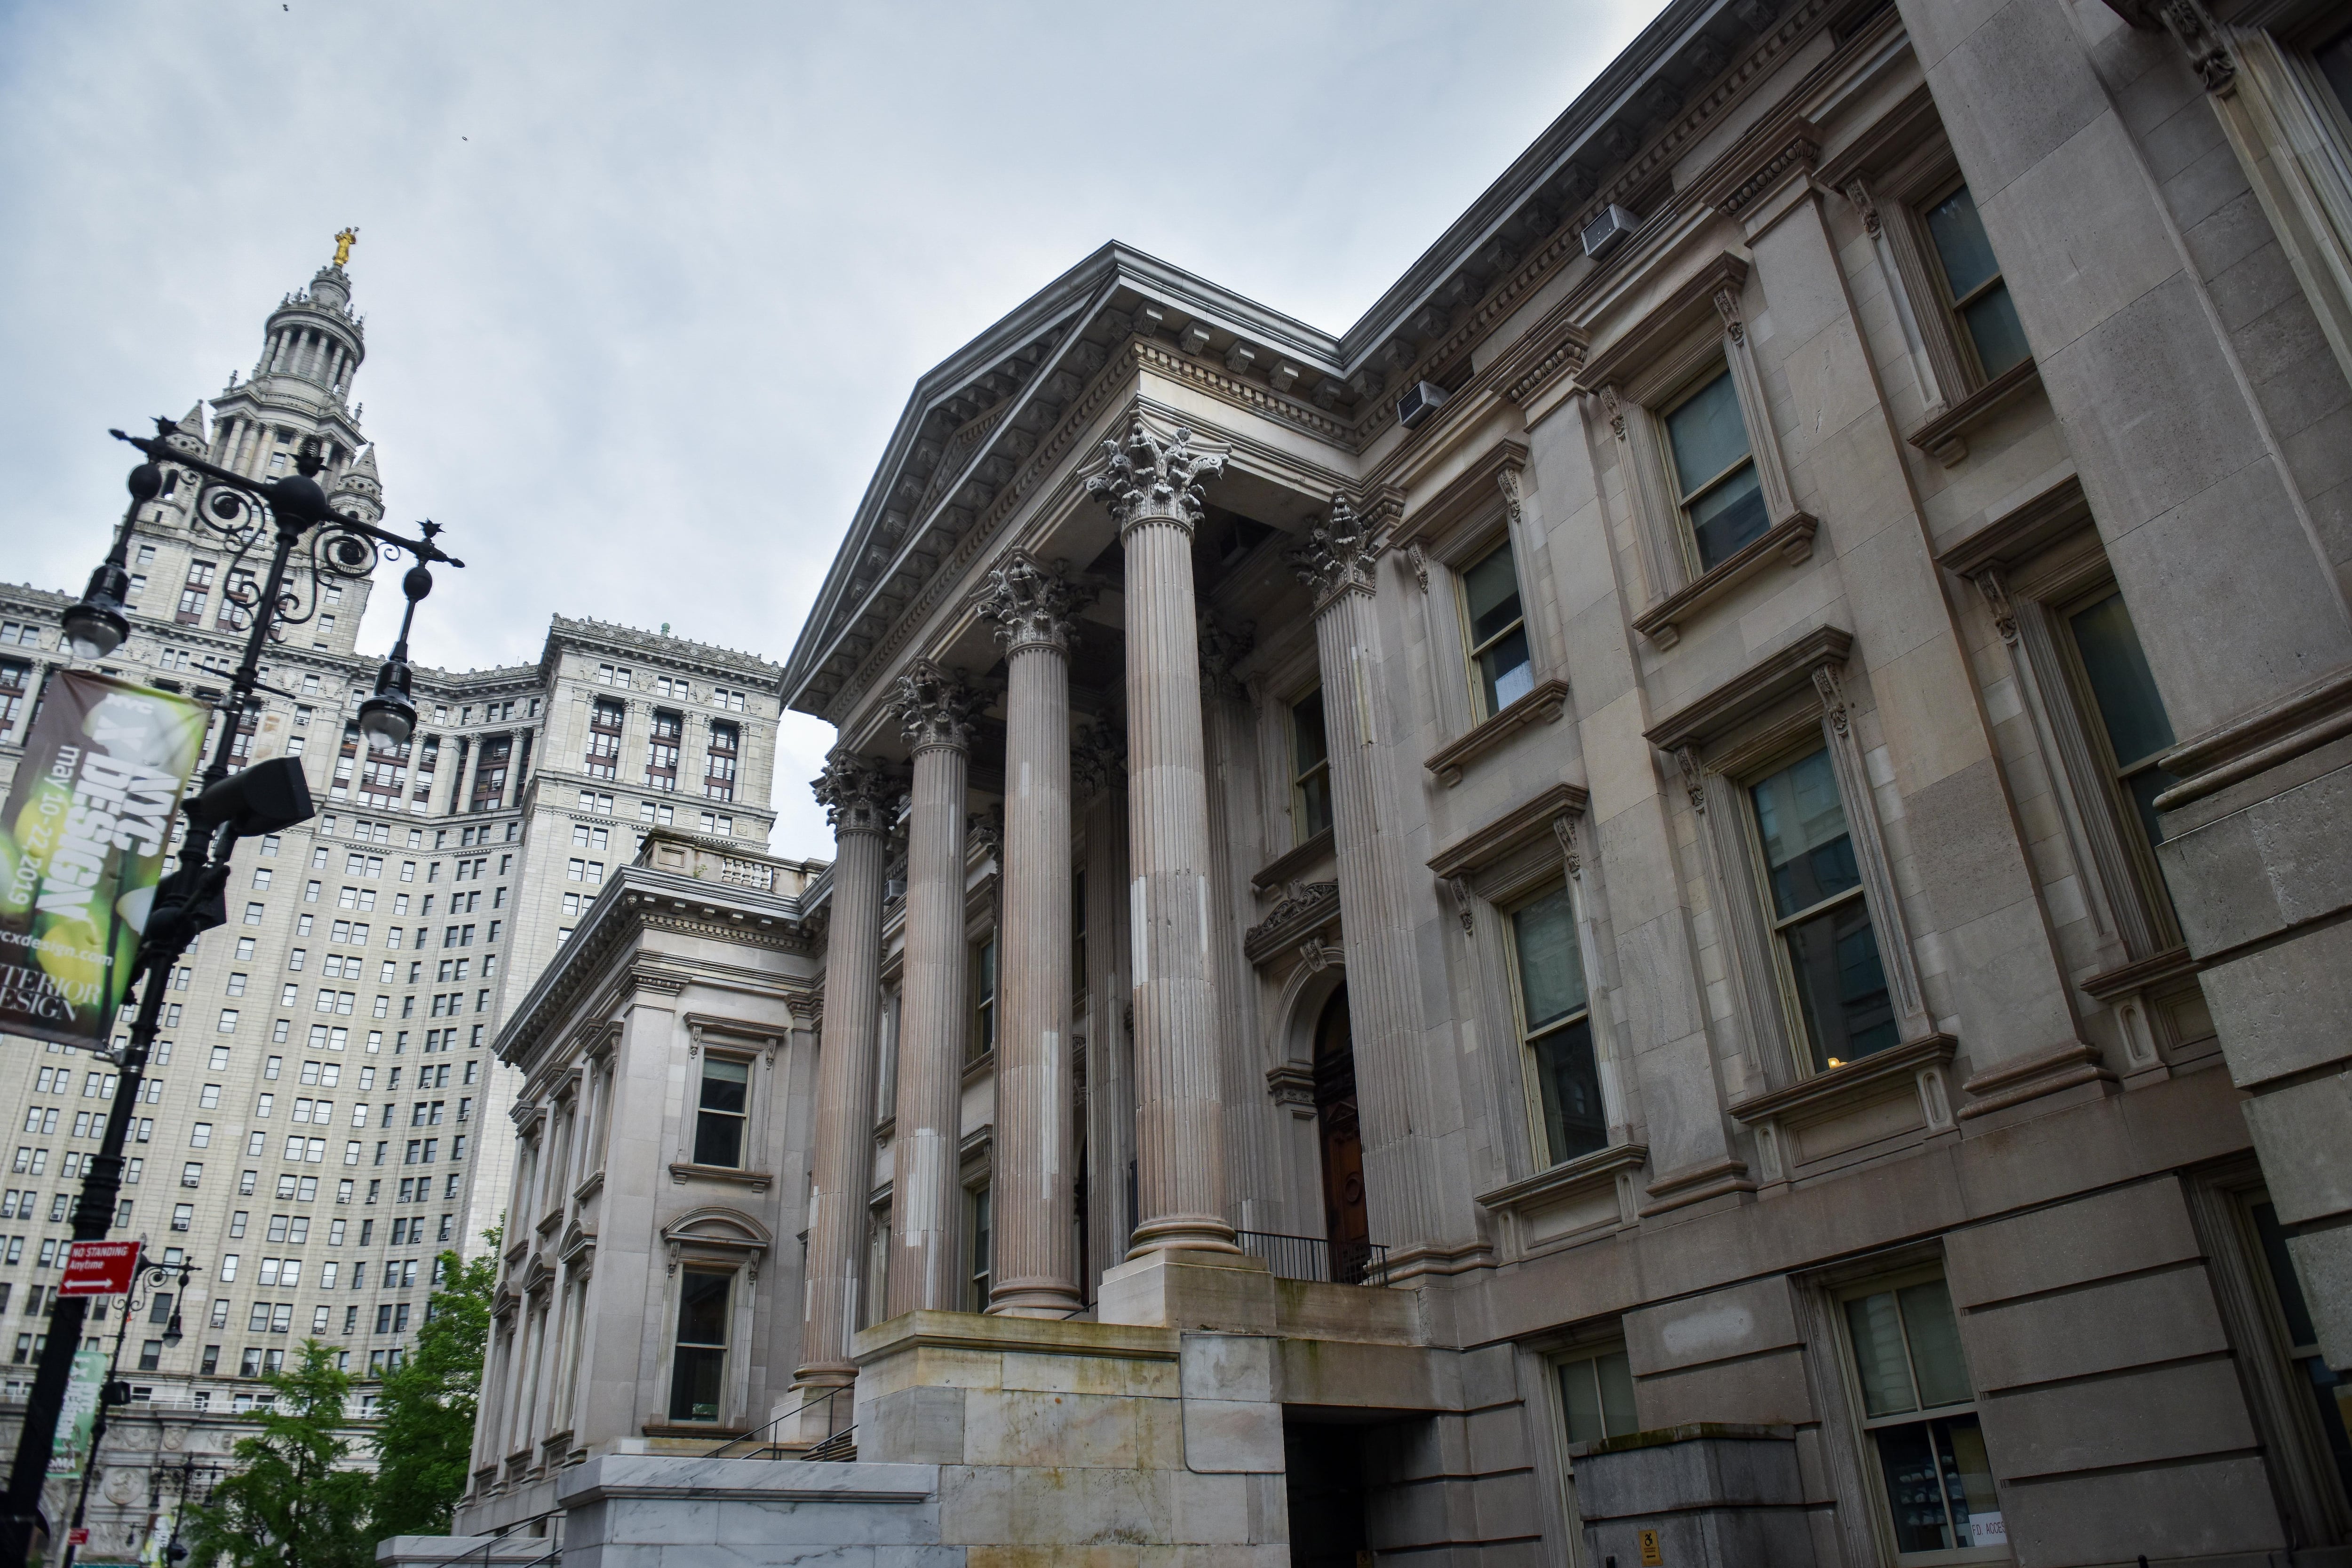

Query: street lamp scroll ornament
[2,419,462,1568]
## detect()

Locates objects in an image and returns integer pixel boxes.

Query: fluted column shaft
[976,555,1089,1314]
[1087,422,1238,1256]
[794,758,890,1393]
[1081,762,1134,1280]
[887,667,973,1315]
[995,634,1079,1312]
[1293,501,1449,1266]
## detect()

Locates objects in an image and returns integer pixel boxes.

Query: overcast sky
[0,0,1665,860]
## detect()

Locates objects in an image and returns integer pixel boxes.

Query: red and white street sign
[58,1240,139,1297]
[66,1528,88,1547]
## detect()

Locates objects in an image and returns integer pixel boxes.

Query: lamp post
[59,1253,195,1568]
[0,420,463,1568]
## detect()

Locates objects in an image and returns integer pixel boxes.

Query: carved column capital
[1084,420,1226,534]
[1288,495,1382,609]
[974,550,1093,655]
[1071,710,1128,802]
[891,660,976,754]
[1197,611,1256,694]
[811,752,897,837]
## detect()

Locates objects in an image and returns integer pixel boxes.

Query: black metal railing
[701,1385,856,1462]
[1236,1230,1391,1288]
[430,1511,561,1568]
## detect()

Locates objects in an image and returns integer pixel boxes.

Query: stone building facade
[445,1,2352,1564]
[0,256,785,1559]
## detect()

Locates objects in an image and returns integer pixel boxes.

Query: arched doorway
[1312,988,1373,1285]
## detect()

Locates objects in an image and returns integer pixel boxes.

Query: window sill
[1633,513,1819,651]
[667,1162,772,1193]
[1728,1033,1956,1185]
[1476,1142,1647,1222]
[1424,678,1571,787]
[1250,828,1335,894]
[1905,357,2041,467]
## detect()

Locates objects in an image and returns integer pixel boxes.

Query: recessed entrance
[1313,988,1374,1286]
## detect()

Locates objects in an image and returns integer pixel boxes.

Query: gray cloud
[0,0,1665,858]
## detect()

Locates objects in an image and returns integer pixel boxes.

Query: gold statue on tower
[332,227,359,268]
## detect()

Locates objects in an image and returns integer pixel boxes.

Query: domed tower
[138,233,387,656]
[206,235,373,492]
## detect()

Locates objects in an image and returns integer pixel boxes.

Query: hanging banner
[0,670,207,1048]
[49,1346,110,1478]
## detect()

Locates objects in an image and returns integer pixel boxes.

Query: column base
[1098,1246,1276,1332]
[986,1281,1085,1318]
[775,1369,855,1444]
[1128,1213,1243,1256]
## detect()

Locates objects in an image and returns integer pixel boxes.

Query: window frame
[1500,880,1609,1172]
[1454,533,1537,722]
[1649,631,1931,1095]
[968,934,998,1065]
[1658,361,1769,577]
[1735,737,1901,1076]
[689,1051,754,1171]
[664,1265,734,1425]
[1288,685,1333,844]
[2047,577,2181,947]
[1828,1266,2006,1565]
[1915,177,2028,389]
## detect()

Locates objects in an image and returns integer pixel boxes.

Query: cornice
[1428,781,1590,881]
[1642,624,1853,754]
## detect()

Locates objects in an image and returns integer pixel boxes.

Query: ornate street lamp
[0,419,464,1568]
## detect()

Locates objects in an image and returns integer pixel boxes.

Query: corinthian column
[789,753,894,1428]
[1290,498,1448,1271]
[885,662,975,1316]
[973,552,1092,1315]
[1085,421,1238,1256]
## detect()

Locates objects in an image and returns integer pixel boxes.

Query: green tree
[185,1340,373,1568]
[371,1237,499,1537]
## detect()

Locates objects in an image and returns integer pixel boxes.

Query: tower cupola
[254,247,366,407]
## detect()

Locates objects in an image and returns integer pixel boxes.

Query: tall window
[1459,538,1534,717]
[692,1058,748,1168]
[1840,1272,2001,1558]
[1664,369,1768,572]
[177,561,216,625]
[641,708,678,791]
[969,937,998,1063]
[705,720,739,802]
[667,1269,730,1422]
[2063,590,2178,866]
[587,699,625,782]
[968,1184,993,1313]
[1557,1345,1637,1448]
[1508,885,1606,1168]
[1749,749,1897,1072]
[0,661,28,732]
[1291,689,1332,841]
[358,741,411,813]
[1924,184,2030,382]
[2244,1193,2352,1502]
[470,736,512,813]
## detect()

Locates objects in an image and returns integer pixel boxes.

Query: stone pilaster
[973,552,1091,1315]
[1085,421,1239,1256]
[1076,712,1135,1283]
[1198,612,1278,1234]
[885,661,976,1316]
[790,753,895,1423]
[1290,498,1461,1274]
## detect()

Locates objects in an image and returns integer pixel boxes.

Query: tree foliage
[185,1340,373,1568]
[371,1237,499,1538]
